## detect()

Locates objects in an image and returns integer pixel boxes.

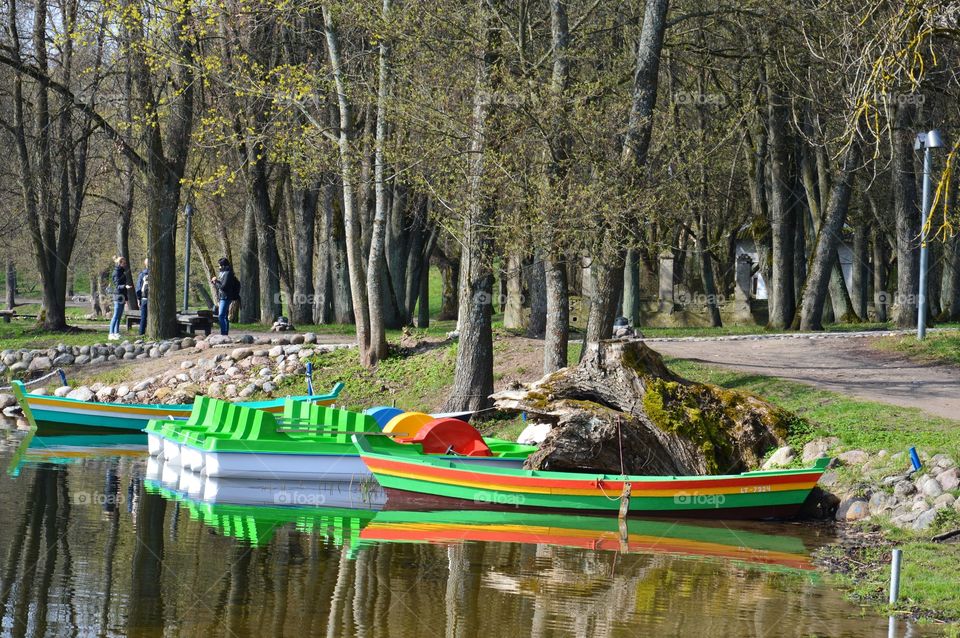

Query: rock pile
[0,333,354,411]
[764,439,960,531]
[0,332,334,379]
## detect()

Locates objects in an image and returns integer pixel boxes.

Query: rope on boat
[0,368,67,392]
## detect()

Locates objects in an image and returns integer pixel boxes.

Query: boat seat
[410,418,492,457]
[382,412,434,440]
[364,406,404,430]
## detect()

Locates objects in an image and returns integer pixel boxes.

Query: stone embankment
[764,439,959,531]
[0,333,355,414]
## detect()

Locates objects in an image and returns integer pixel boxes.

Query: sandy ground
[648,334,960,421]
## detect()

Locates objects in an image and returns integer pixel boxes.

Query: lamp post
[183,203,194,315]
[914,130,943,340]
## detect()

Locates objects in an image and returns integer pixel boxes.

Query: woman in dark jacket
[108,256,132,340]
[210,258,240,335]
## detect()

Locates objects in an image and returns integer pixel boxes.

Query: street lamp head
[915,129,945,150]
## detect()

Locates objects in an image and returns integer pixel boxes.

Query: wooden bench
[125,313,142,331]
[125,310,213,336]
[0,310,38,323]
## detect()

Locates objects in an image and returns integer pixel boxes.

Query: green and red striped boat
[11,379,344,432]
[353,435,830,519]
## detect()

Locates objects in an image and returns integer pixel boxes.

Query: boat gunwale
[353,434,831,487]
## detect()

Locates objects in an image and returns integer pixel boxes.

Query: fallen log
[492,339,793,476]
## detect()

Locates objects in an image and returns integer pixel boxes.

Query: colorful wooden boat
[361,510,815,571]
[146,397,536,480]
[353,434,830,519]
[10,379,344,432]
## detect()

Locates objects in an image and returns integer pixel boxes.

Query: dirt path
[647,333,960,421]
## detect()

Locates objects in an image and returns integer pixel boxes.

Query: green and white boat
[145,397,536,481]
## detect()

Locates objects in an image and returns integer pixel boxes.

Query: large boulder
[491,340,791,476]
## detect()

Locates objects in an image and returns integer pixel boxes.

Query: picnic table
[126,310,214,336]
[0,310,38,323]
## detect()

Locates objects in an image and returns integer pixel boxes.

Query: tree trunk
[851,221,869,320]
[326,180,353,324]
[940,232,960,321]
[543,256,569,373]
[586,0,669,343]
[324,6,372,364]
[5,258,14,310]
[132,1,195,339]
[872,226,890,322]
[417,255,431,328]
[239,203,260,323]
[765,67,794,329]
[366,1,393,367]
[446,2,495,412]
[502,253,525,330]
[526,257,547,338]
[313,178,333,324]
[697,214,722,327]
[291,183,318,325]
[828,258,856,322]
[435,249,459,321]
[248,152,282,324]
[89,272,102,317]
[891,103,919,327]
[622,249,641,326]
[798,143,859,330]
[117,159,137,311]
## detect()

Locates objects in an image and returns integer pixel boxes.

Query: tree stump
[491,339,792,476]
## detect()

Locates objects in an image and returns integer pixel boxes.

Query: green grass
[272,342,458,413]
[0,323,108,350]
[873,330,960,366]
[818,515,960,627]
[666,357,960,460]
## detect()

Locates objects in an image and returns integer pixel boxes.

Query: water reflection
[0,422,931,637]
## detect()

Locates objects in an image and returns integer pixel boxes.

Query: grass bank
[667,356,960,628]
[873,330,960,367]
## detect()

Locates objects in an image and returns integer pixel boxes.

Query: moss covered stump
[491,339,792,476]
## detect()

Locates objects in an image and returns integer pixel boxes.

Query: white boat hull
[202,449,526,480]
[204,451,370,481]
[162,438,183,465]
[147,433,164,456]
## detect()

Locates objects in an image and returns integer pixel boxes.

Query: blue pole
[909,447,922,472]
[57,369,67,386]
[306,362,314,395]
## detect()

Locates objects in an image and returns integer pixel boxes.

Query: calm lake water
[0,420,929,637]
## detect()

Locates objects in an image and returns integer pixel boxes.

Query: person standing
[135,258,149,336]
[211,258,240,335]
[108,256,133,340]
